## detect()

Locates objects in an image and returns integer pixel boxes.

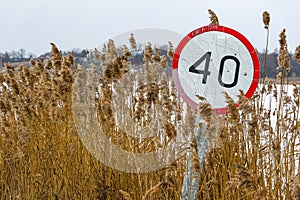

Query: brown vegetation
[0,10,300,200]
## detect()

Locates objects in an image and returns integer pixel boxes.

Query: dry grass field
[1,10,300,200]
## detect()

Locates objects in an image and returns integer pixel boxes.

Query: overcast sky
[0,0,299,56]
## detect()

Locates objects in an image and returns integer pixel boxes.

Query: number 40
[189,52,240,88]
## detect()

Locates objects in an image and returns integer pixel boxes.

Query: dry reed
[0,10,300,200]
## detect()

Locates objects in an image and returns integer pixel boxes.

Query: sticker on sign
[172,25,260,114]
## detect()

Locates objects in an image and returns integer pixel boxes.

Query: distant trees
[0,48,30,65]
[258,51,300,78]
[0,47,299,78]
[290,55,300,77]
[70,48,90,58]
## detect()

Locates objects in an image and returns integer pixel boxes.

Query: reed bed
[0,10,300,199]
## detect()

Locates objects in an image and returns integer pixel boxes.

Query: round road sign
[172,25,260,114]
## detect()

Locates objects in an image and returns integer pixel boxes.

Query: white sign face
[172,25,260,114]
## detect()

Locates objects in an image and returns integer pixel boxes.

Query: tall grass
[0,10,300,199]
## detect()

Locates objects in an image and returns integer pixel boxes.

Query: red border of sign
[172,25,260,115]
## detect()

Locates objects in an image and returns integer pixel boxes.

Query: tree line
[0,48,299,78]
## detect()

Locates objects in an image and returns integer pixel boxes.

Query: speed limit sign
[172,25,260,114]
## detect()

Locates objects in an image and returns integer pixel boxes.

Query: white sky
[0,0,299,56]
